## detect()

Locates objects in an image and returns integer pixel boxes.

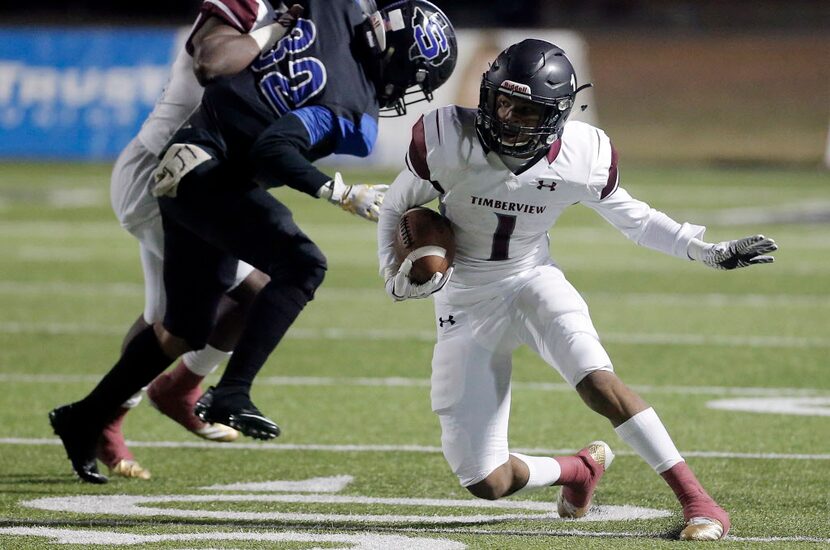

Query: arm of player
[686,235,777,269]
[317,173,388,222]
[378,170,442,301]
[247,111,386,222]
[579,127,776,268]
[583,187,707,260]
[584,188,777,269]
[191,5,302,85]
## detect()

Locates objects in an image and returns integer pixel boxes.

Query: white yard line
[1,372,826,398]
[0,221,120,239]
[1,280,828,309]
[2,438,828,461]
[0,525,827,546]
[3,321,827,349]
[0,281,143,296]
[398,527,830,545]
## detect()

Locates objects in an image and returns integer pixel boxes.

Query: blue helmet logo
[409,6,450,66]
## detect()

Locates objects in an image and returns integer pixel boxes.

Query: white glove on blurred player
[152,143,212,198]
[384,259,454,302]
[318,172,388,222]
[687,235,777,270]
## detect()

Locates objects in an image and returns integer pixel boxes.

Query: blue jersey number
[252,19,327,115]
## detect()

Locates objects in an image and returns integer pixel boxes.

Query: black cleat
[194,386,281,441]
[48,404,108,484]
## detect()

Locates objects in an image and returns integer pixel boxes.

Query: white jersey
[113,0,279,229]
[135,47,203,159]
[378,105,706,288]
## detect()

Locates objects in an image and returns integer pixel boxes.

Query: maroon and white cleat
[146,361,238,442]
[557,441,615,518]
[661,461,730,540]
[679,498,730,541]
[96,407,150,480]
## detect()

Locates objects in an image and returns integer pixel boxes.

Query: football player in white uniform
[378,39,777,541]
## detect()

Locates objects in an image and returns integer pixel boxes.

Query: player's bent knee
[228,270,270,307]
[303,259,327,292]
[464,464,513,500]
[542,313,613,387]
[466,480,502,501]
[287,259,326,301]
[577,370,622,400]
[443,444,509,497]
[575,370,645,424]
[268,245,327,301]
[153,323,194,358]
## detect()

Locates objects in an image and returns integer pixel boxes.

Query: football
[394,206,456,285]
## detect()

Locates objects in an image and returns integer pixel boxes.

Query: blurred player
[50,0,457,484]
[378,39,777,540]
[101,9,274,482]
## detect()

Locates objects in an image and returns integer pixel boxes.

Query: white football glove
[318,172,388,222]
[151,143,212,198]
[687,235,777,270]
[384,257,454,302]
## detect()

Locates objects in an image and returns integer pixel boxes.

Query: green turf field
[0,162,828,549]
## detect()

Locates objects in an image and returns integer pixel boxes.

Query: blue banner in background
[0,27,178,160]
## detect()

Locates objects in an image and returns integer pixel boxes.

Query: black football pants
[157,162,326,392]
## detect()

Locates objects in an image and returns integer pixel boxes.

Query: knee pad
[545,311,612,388]
[442,440,502,488]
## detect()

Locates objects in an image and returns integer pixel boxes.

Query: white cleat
[193,422,239,442]
[680,517,725,541]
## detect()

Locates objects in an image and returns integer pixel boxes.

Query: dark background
[2,0,828,29]
[1,1,827,163]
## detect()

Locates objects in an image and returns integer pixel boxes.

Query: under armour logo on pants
[438,315,455,327]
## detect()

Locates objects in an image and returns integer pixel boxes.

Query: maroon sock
[159,360,204,391]
[661,462,730,534]
[662,462,715,519]
[554,455,591,486]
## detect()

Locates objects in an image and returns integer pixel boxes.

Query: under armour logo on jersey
[536,179,557,191]
[438,315,456,327]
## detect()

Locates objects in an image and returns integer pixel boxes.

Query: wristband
[249,22,287,52]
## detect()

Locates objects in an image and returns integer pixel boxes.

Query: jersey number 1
[489,213,516,261]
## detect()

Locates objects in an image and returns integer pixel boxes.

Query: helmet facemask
[374,56,436,117]
[474,40,591,159]
[477,80,575,158]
